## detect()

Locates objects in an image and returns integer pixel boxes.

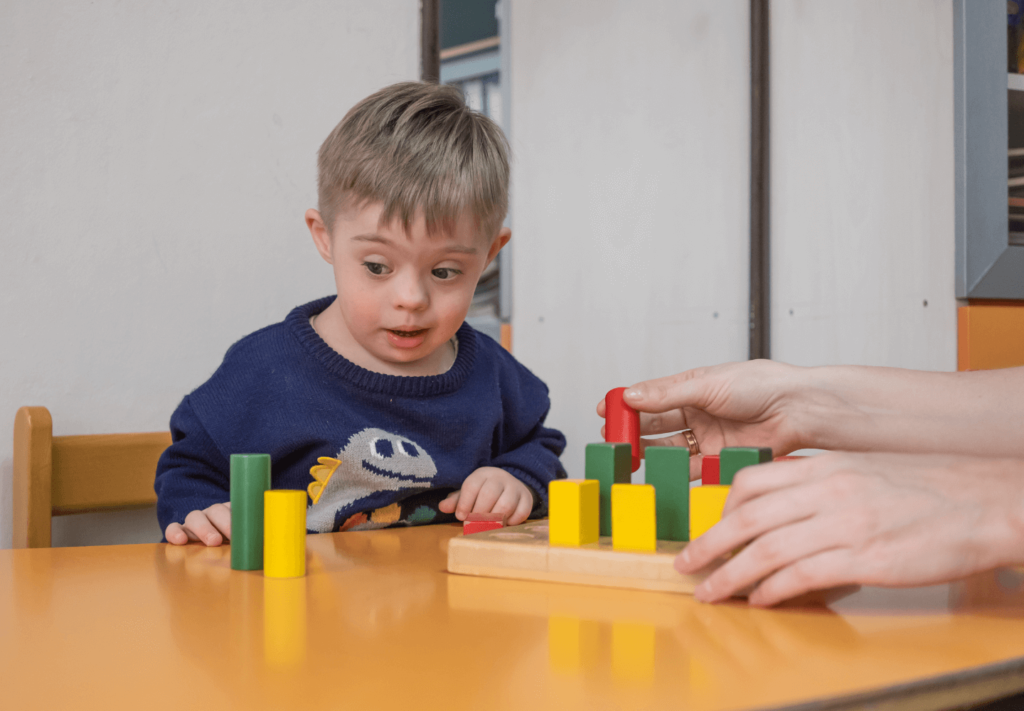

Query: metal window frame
[955,0,1024,299]
[439,49,500,84]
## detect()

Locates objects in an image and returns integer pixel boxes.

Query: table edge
[765,654,1024,711]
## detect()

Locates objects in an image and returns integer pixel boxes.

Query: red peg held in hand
[605,387,640,472]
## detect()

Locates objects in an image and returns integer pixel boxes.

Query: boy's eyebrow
[352,234,478,254]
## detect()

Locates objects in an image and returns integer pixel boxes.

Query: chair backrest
[12,406,172,548]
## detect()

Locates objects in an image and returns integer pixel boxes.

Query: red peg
[701,454,720,485]
[605,387,640,472]
[463,512,505,535]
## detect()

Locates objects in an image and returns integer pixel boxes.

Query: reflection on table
[2,524,1023,710]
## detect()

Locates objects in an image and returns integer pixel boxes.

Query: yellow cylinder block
[264,490,307,578]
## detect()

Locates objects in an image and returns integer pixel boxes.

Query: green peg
[230,453,271,571]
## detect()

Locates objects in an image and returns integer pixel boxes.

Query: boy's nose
[392,273,429,311]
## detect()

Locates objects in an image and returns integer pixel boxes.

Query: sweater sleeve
[487,363,567,515]
[154,395,232,532]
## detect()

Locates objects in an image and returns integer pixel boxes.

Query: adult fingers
[601,410,690,439]
[637,433,695,456]
[720,459,817,516]
[623,367,721,414]
[746,548,859,607]
[182,510,223,547]
[677,469,824,573]
[203,502,232,541]
[691,514,845,603]
[637,410,690,436]
[636,437,704,480]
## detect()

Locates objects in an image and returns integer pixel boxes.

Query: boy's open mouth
[386,328,429,349]
[389,328,426,338]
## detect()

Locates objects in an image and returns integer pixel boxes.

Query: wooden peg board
[447,520,718,595]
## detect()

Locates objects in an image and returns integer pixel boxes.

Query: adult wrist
[1004,460,1024,568]
[776,363,848,452]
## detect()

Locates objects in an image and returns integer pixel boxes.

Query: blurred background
[0,1,964,547]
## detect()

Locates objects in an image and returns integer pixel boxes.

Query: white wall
[771,0,957,369]
[509,0,957,480]
[0,1,419,548]
[509,0,752,479]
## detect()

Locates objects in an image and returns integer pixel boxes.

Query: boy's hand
[439,467,535,526]
[164,502,232,546]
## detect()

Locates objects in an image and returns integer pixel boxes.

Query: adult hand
[597,360,810,458]
[675,452,1024,606]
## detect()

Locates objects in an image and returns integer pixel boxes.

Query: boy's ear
[484,227,512,267]
[306,209,334,264]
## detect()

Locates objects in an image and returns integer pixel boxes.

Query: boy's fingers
[491,487,523,519]
[203,503,233,541]
[454,477,484,520]
[507,492,533,525]
[467,479,504,516]
[164,522,193,545]
[438,491,460,513]
[183,510,223,547]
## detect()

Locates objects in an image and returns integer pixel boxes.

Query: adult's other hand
[675,452,1024,606]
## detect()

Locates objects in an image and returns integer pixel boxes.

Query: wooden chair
[12,406,171,548]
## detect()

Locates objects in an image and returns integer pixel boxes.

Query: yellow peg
[549,479,599,547]
[611,484,656,552]
[264,490,307,578]
[690,485,730,540]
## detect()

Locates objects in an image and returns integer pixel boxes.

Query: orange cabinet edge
[958,304,1024,371]
[500,322,512,352]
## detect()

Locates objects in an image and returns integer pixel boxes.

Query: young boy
[155,82,566,545]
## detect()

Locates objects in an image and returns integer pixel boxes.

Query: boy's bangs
[367,168,502,239]
[318,82,509,239]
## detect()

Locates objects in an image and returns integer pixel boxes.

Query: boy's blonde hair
[317,82,509,239]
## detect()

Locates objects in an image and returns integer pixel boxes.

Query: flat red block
[701,454,720,485]
[463,513,505,535]
[605,387,640,473]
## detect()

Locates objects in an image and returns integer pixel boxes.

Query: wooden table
[2,524,1024,711]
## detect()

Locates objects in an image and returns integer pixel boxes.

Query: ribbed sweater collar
[286,296,479,398]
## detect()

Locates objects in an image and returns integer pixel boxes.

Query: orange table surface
[2,524,1024,711]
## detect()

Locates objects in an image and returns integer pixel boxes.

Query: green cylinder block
[230,453,272,571]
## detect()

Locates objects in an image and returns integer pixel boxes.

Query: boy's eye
[363,261,389,276]
[432,267,461,280]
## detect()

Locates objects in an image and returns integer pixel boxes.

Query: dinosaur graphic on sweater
[306,428,438,533]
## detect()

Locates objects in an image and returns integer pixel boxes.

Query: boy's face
[306,202,509,376]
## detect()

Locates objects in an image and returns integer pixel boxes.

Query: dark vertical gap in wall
[750,0,771,360]
[421,0,440,82]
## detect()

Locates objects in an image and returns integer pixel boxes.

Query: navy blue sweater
[154,296,566,533]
